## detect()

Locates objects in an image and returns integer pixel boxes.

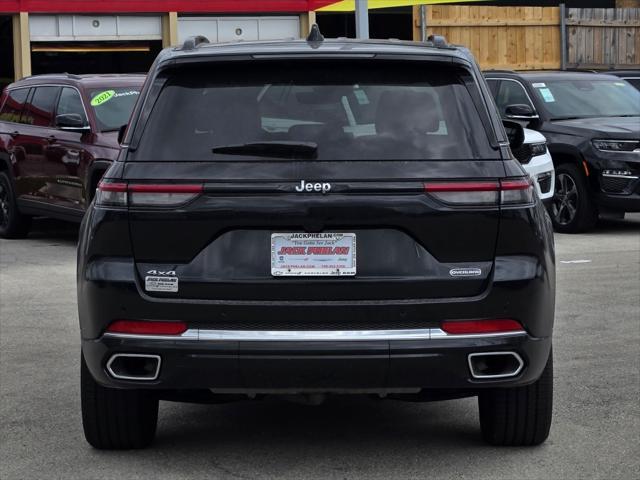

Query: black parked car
[0,74,145,237]
[78,31,555,449]
[607,70,640,91]
[484,71,640,232]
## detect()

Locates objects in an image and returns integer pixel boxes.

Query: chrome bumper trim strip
[103,328,526,342]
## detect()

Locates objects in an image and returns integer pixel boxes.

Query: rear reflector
[440,319,525,335]
[106,320,188,336]
[423,177,534,206]
[96,182,203,208]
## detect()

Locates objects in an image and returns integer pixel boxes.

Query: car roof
[8,73,146,89]
[156,37,473,65]
[484,70,620,82]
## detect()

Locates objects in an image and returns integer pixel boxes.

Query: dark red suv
[0,73,145,237]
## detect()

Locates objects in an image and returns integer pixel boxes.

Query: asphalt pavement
[1,215,639,480]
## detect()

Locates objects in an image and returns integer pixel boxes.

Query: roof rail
[565,68,600,73]
[427,34,448,48]
[20,72,83,81]
[181,35,210,51]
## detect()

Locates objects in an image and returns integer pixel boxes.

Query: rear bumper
[82,329,551,392]
[78,248,555,392]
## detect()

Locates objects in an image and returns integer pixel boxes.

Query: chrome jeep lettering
[295,180,332,194]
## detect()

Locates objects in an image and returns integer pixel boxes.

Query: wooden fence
[567,8,640,68]
[413,5,640,71]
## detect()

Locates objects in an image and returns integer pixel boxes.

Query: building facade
[0,1,340,86]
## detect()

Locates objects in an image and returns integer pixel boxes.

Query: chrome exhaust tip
[106,353,161,381]
[468,351,524,379]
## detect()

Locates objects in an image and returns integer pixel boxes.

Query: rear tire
[550,163,597,233]
[81,353,158,449]
[0,171,31,238]
[478,350,553,446]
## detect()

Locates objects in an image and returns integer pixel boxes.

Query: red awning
[0,1,339,14]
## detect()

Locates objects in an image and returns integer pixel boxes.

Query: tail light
[95,182,127,207]
[424,181,500,206]
[424,177,534,206]
[441,319,525,335]
[96,182,203,208]
[106,320,188,335]
[500,178,535,205]
[128,184,203,207]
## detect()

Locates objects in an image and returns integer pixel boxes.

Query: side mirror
[117,124,127,144]
[56,113,90,132]
[504,104,538,120]
[503,119,525,151]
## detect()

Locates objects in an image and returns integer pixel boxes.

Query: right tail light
[424,177,534,207]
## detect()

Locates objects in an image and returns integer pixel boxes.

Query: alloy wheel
[552,173,579,226]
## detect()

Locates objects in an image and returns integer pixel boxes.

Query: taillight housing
[424,177,534,207]
[95,182,127,207]
[128,184,203,207]
[424,181,500,206]
[96,182,203,208]
[500,178,535,205]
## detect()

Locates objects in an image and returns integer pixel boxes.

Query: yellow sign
[318,0,480,12]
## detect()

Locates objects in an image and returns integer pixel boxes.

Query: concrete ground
[1,215,639,480]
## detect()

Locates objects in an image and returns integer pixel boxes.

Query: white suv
[518,128,555,203]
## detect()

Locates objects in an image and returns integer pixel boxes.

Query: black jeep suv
[78,31,555,449]
[485,71,640,233]
[607,70,640,91]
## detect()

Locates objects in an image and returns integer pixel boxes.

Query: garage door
[29,15,162,41]
[178,16,300,43]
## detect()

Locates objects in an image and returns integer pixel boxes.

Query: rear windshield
[88,87,141,131]
[132,61,496,161]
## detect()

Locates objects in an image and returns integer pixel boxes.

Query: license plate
[271,233,356,276]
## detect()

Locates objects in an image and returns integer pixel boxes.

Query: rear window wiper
[211,141,318,159]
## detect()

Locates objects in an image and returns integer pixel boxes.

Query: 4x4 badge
[146,270,176,276]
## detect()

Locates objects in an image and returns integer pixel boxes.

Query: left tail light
[95,182,127,207]
[128,184,203,207]
[96,182,203,208]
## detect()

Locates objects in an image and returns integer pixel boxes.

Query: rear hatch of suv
[119,59,507,303]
